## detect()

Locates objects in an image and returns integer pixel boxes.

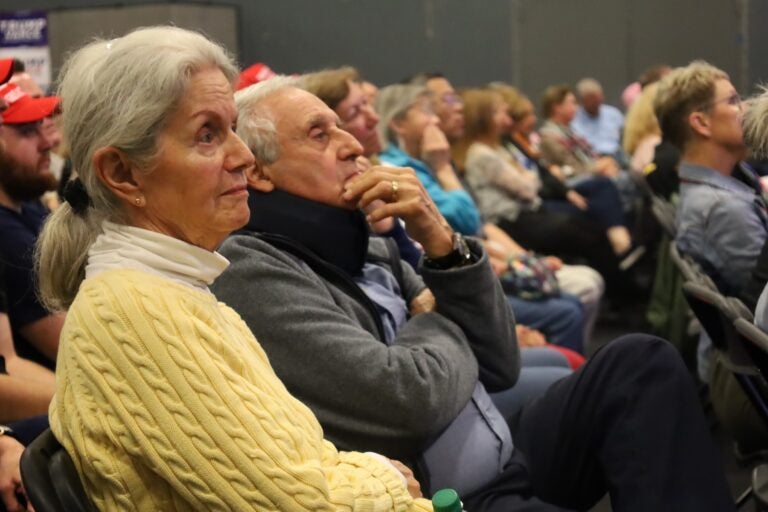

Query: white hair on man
[576,78,603,98]
[235,75,300,165]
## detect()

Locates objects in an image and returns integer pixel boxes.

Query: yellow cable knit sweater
[50,269,432,512]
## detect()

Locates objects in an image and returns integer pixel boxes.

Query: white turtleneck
[85,221,230,293]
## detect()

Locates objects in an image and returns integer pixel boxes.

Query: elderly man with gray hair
[571,77,625,158]
[211,75,735,512]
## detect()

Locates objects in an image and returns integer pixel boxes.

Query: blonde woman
[623,83,662,173]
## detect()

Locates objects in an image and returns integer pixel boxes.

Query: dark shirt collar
[243,189,369,276]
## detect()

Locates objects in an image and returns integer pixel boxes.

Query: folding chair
[650,195,678,238]
[20,428,95,512]
[684,283,768,509]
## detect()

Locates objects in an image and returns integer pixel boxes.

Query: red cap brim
[2,95,60,124]
[0,59,12,85]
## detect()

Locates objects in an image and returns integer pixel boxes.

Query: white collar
[85,221,230,292]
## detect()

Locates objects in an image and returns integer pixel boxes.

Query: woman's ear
[245,160,275,193]
[389,117,406,138]
[92,147,140,203]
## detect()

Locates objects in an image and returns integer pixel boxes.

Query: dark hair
[405,72,446,85]
[541,84,573,119]
[300,66,360,110]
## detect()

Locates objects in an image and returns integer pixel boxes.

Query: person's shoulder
[538,121,562,138]
[219,233,306,269]
[603,104,623,119]
[78,269,214,310]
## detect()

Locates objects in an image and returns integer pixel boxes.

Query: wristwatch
[423,232,473,270]
[0,425,15,438]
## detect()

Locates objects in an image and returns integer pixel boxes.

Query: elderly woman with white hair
[35,26,430,512]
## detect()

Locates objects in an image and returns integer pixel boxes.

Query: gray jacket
[213,235,519,460]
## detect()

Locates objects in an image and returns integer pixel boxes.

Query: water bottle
[431,488,463,512]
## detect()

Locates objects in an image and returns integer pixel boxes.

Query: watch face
[0,425,13,436]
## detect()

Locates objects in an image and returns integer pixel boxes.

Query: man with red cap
[0,55,56,512]
[0,70,63,371]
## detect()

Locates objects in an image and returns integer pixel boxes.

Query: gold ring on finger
[391,180,399,201]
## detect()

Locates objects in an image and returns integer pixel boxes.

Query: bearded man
[0,82,62,368]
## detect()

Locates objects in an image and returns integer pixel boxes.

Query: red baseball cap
[0,58,12,85]
[236,62,277,91]
[0,83,59,124]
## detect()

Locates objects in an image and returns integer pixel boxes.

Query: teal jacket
[379,145,482,236]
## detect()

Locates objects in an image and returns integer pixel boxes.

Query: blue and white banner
[0,11,51,93]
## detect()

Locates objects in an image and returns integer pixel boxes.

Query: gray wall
[1,0,762,104]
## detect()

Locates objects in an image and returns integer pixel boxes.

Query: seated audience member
[0,63,55,420]
[656,60,767,452]
[742,90,768,313]
[492,83,637,261]
[623,83,662,174]
[421,76,604,343]
[539,84,621,180]
[539,84,640,217]
[571,78,625,160]
[0,259,55,423]
[622,64,671,111]
[301,68,580,372]
[658,63,760,298]
[377,84,482,236]
[432,86,624,300]
[302,69,594,352]
[215,75,735,512]
[10,61,67,208]
[0,59,48,512]
[374,83,585,351]
[0,82,63,369]
[37,26,431,511]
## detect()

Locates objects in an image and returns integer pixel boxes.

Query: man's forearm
[18,313,65,362]
[0,374,54,422]
[5,355,55,387]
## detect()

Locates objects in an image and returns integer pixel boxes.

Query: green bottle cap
[431,488,462,512]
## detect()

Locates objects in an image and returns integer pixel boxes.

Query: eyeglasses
[700,92,742,111]
[440,93,463,106]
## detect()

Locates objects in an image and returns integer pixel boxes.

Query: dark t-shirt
[0,201,51,368]
[0,260,7,314]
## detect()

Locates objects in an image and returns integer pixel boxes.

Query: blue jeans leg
[491,347,572,417]
[508,294,584,353]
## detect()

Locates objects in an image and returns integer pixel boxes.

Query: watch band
[423,233,473,270]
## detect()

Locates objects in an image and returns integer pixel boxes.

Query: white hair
[744,86,768,159]
[374,83,428,146]
[36,25,238,310]
[235,75,300,165]
[576,78,603,97]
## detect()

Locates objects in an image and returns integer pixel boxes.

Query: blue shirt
[675,161,768,294]
[571,104,624,156]
[675,161,768,381]
[0,200,51,367]
[354,263,408,345]
[379,145,482,236]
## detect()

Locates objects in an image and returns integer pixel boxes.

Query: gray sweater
[213,235,519,459]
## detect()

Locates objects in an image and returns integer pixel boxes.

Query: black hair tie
[63,178,92,216]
